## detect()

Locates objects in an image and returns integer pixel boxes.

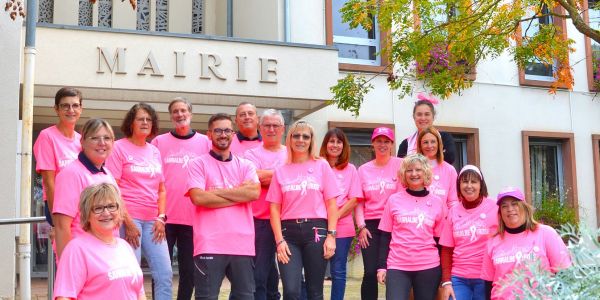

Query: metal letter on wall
[138,51,164,76]
[260,58,278,83]
[174,51,186,77]
[97,47,127,74]
[199,53,226,80]
[236,56,247,81]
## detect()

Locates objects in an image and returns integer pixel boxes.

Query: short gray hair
[260,109,284,126]
[168,97,193,113]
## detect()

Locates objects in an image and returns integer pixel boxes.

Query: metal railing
[0,216,54,300]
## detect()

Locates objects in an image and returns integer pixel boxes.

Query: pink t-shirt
[332,164,363,238]
[106,139,164,221]
[481,224,571,300]
[53,159,117,240]
[186,153,259,256]
[357,157,403,220]
[378,189,445,271]
[230,134,263,156]
[151,132,211,226]
[266,158,341,220]
[54,232,144,300]
[243,146,288,219]
[439,197,498,279]
[429,160,459,208]
[33,125,81,200]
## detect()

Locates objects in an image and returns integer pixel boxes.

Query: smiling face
[89,197,121,235]
[259,115,284,146]
[372,136,393,158]
[419,132,439,160]
[235,104,259,134]
[208,119,234,151]
[82,126,113,168]
[132,109,153,139]
[326,136,344,160]
[404,162,426,190]
[460,174,481,202]
[55,95,82,126]
[500,198,526,229]
[413,104,434,132]
[290,127,312,156]
[170,101,192,130]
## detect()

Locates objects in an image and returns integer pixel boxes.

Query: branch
[555,0,600,43]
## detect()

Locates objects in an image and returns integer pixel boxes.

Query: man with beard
[151,97,210,300]
[230,102,262,156]
[186,113,261,300]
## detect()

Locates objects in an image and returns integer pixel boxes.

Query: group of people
[34,87,572,300]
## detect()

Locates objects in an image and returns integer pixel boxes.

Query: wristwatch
[327,230,337,237]
[157,214,167,222]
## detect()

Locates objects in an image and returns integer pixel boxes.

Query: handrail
[0,216,46,225]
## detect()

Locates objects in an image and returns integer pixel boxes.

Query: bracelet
[155,217,165,224]
[358,224,366,230]
[441,281,452,287]
[276,239,286,247]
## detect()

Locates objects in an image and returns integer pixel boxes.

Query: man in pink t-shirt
[243,109,287,300]
[186,113,260,300]
[151,98,211,300]
[229,102,263,156]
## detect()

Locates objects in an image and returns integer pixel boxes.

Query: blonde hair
[399,153,433,188]
[496,198,539,238]
[81,118,115,141]
[79,183,124,232]
[285,120,319,164]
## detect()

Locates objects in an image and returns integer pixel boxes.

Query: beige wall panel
[289,0,325,44]
[233,0,282,41]
[113,0,136,29]
[53,0,79,25]
[168,0,193,33]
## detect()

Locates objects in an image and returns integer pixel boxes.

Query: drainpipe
[227,0,233,37]
[19,0,37,299]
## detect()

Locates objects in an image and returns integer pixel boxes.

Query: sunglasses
[292,133,311,141]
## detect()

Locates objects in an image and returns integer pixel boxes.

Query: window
[78,0,93,26]
[518,5,569,86]
[192,0,204,34]
[325,0,389,73]
[38,0,54,24]
[522,131,578,211]
[328,122,395,167]
[592,135,600,228]
[436,126,480,172]
[584,0,600,91]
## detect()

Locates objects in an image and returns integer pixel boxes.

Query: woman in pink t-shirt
[33,87,83,226]
[106,103,172,300]
[417,126,459,208]
[356,126,402,300]
[481,187,571,300]
[54,183,145,300]
[318,128,362,300]
[267,120,340,300]
[439,165,498,300]
[377,153,445,300]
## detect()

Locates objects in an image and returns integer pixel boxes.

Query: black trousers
[360,219,382,300]
[193,254,255,300]
[166,223,195,300]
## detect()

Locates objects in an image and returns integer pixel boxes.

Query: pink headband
[417,92,440,105]
[459,164,483,179]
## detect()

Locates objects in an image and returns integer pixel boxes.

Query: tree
[331,0,600,116]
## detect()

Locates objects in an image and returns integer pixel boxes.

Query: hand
[377,270,386,285]
[124,222,141,248]
[323,235,336,259]
[152,220,166,243]
[442,284,456,300]
[358,227,372,248]
[276,240,292,264]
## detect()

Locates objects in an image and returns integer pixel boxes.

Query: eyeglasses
[261,124,282,130]
[58,103,81,111]
[292,133,311,141]
[135,117,152,123]
[212,128,234,136]
[92,203,119,214]
[87,135,113,144]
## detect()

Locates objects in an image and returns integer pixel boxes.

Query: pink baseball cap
[496,186,525,205]
[371,127,395,142]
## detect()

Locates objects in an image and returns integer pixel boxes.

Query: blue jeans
[122,219,173,300]
[450,275,486,300]
[330,237,352,300]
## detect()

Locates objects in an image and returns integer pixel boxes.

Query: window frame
[518,5,570,87]
[435,126,480,168]
[583,0,600,91]
[325,0,390,73]
[521,131,578,215]
[592,134,600,228]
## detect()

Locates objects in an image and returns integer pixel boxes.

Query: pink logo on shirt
[453,220,491,242]
[107,267,139,281]
[58,156,77,168]
[364,178,397,194]
[395,209,435,229]
[493,246,538,265]
[129,161,161,178]
[281,175,320,194]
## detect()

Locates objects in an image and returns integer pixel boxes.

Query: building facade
[0,0,599,297]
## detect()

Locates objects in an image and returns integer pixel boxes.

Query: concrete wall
[0,6,23,298]
[234,0,283,41]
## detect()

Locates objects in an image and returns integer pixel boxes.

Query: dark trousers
[361,219,382,300]
[278,219,328,300]
[193,254,255,300]
[385,266,442,300]
[166,224,195,300]
[254,219,282,300]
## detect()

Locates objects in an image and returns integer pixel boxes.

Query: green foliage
[501,224,600,299]
[330,0,581,115]
[329,73,374,117]
[533,194,578,230]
